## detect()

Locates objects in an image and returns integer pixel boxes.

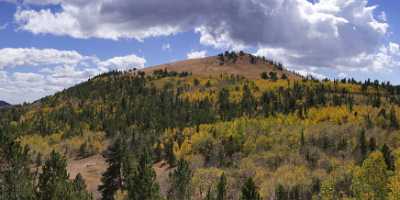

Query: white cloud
[162,43,171,51]
[99,54,146,70]
[0,48,85,69]
[11,0,394,73]
[187,50,207,59]
[0,48,146,104]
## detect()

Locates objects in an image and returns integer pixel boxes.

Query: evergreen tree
[0,142,35,200]
[381,144,395,171]
[275,184,287,200]
[216,173,227,200]
[36,150,91,200]
[164,140,177,167]
[356,129,367,165]
[204,187,214,200]
[37,150,69,200]
[269,72,278,81]
[218,88,231,120]
[72,173,93,200]
[369,137,377,152]
[99,138,127,200]
[389,107,399,129]
[240,85,256,116]
[240,177,261,200]
[168,159,193,200]
[127,148,160,200]
[260,72,269,80]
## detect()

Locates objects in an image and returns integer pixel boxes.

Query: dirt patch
[67,154,107,199]
[154,161,174,197]
[67,155,173,199]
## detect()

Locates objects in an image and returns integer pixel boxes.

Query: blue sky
[0,0,399,104]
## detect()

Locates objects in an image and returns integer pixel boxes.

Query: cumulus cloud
[187,50,207,59]
[11,0,395,73]
[99,54,146,70]
[0,48,145,103]
[0,48,85,69]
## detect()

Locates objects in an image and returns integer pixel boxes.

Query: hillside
[0,100,10,108]
[1,52,400,199]
[142,52,302,80]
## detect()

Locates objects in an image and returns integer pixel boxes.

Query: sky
[0,0,399,104]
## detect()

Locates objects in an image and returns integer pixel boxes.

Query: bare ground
[67,154,107,199]
[67,155,173,199]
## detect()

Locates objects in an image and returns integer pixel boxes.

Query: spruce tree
[99,138,127,200]
[381,144,395,171]
[0,142,35,200]
[127,148,160,200]
[369,137,377,152]
[218,88,231,120]
[37,150,69,200]
[72,173,93,200]
[216,173,227,200]
[168,159,192,200]
[240,177,261,200]
[240,85,256,116]
[389,107,399,129]
[356,129,367,165]
[275,184,287,200]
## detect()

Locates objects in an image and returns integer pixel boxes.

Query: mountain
[0,100,10,108]
[143,52,302,80]
[1,52,400,199]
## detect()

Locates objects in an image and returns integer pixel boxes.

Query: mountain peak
[0,100,11,108]
[142,52,301,80]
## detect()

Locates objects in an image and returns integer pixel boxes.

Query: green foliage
[127,148,160,200]
[168,159,193,200]
[381,144,395,171]
[99,138,129,200]
[352,151,388,200]
[216,173,227,200]
[0,142,35,200]
[2,60,400,199]
[240,177,261,200]
[37,150,92,200]
[275,184,287,200]
[355,129,368,165]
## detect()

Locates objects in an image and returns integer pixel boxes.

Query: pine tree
[127,148,160,200]
[356,129,367,165]
[0,142,35,200]
[164,140,177,167]
[240,85,256,116]
[168,159,192,200]
[72,173,93,200]
[74,173,87,193]
[369,137,377,152]
[389,107,399,129]
[216,173,227,200]
[240,177,261,200]
[204,187,214,200]
[37,150,69,200]
[99,138,127,200]
[218,88,231,120]
[381,144,395,171]
[275,184,287,200]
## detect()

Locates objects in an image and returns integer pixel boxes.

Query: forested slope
[1,52,400,199]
